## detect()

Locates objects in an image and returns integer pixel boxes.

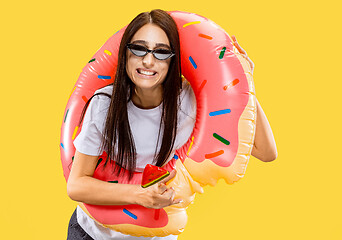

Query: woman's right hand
[135,170,183,209]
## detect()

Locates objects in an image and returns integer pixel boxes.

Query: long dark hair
[80,9,182,179]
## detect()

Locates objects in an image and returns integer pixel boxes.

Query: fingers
[161,187,183,206]
[153,169,177,194]
[167,188,183,204]
[145,184,183,208]
[159,169,176,184]
[231,35,254,72]
[142,169,182,208]
[231,35,247,55]
[162,187,174,198]
[157,182,168,194]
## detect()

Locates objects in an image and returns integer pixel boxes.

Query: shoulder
[179,79,196,119]
[180,79,195,104]
[92,85,113,111]
[84,85,113,123]
[93,84,113,105]
[94,84,113,96]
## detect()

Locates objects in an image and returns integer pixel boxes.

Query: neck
[131,86,163,109]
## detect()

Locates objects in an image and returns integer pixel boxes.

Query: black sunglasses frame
[126,43,175,60]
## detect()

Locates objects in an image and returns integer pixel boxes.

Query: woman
[66,9,277,240]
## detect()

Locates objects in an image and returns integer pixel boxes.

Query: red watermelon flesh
[141,164,170,188]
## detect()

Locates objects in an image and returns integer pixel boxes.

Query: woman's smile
[136,68,157,77]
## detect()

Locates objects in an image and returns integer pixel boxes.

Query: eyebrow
[131,40,171,49]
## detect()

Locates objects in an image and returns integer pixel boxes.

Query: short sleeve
[73,86,112,156]
[174,81,197,149]
[179,80,196,120]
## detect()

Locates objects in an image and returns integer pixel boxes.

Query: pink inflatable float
[60,11,256,237]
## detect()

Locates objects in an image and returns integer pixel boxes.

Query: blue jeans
[67,209,94,240]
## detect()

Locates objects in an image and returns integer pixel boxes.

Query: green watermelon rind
[141,172,170,188]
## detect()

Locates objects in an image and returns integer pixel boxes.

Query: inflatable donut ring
[60,11,256,237]
[172,11,256,186]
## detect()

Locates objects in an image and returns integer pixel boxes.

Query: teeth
[139,69,155,76]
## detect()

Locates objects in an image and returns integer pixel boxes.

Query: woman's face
[126,23,171,92]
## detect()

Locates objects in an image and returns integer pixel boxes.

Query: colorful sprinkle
[123,209,137,220]
[209,109,231,116]
[82,96,88,103]
[173,154,179,160]
[64,109,69,123]
[60,143,65,150]
[223,79,240,90]
[88,58,95,63]
[72,156,74,162]
[189,56,197,69]
[187,136,195,155]
[72,126,79,140]
[198,33,212,40]
[98,75,111,80]
[154,209,161,220]
[219,47,227,59]
[213,133,230,145]
[198,80,207,93]
[183,21,201,28]
[108,180,118,183]
[104,50,112,56]
[205,150,224,159]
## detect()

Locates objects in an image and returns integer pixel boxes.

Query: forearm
[67,170,180,209]
[67,175,140,205]
[66,151,179,209]
[251,98,277,162]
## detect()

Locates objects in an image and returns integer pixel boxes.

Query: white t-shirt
[73,81,196,240]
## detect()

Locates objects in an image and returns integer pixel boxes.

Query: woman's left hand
[231,36,277,162]
[231,35,254,73]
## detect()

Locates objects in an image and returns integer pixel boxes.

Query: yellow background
[1,0,341,239]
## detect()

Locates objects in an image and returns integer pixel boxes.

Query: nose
[142,52,155,67]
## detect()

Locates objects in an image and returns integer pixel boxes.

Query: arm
[231,35,277,162]
[251,99,277,162]
[67,150,182,208]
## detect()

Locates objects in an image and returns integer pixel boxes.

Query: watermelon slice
[141,164,170,188]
